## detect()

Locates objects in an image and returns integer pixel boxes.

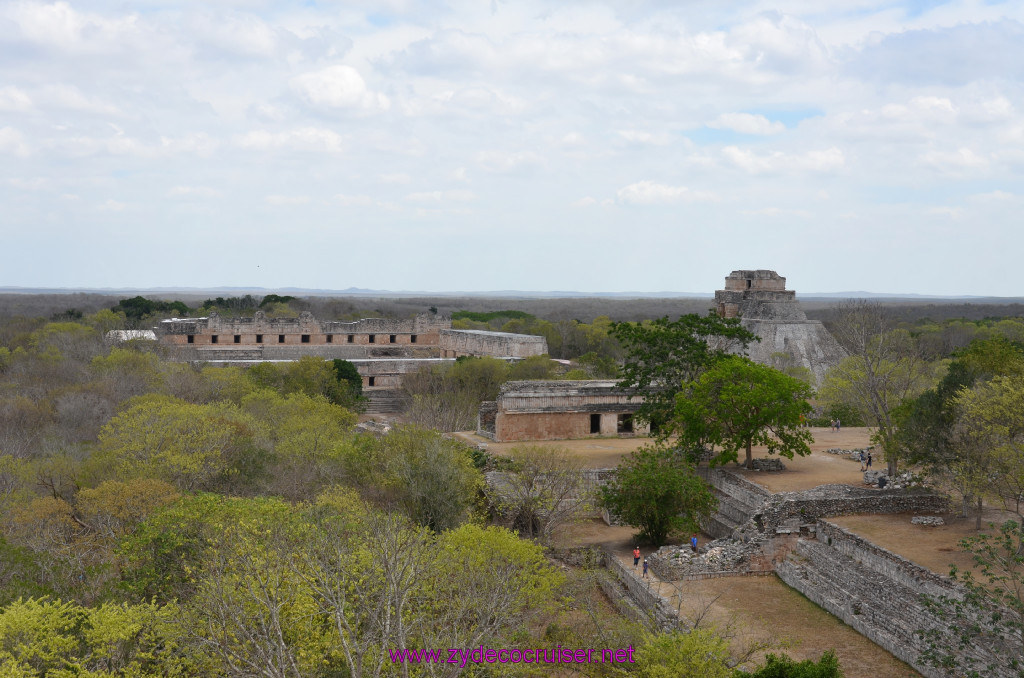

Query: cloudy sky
[2,1,1023,295]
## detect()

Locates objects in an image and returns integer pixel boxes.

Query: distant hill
[2,286,1022,303]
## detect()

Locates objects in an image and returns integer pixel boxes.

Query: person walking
[632,547,641,569]
[836,418,841,432]
[859,450,866,471]
[690,533,698,553]
[866,451,872,469]
[642,559,649,578]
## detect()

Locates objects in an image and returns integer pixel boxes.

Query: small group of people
[859,449,873,471]
[830,418,842,432]
[631,547,648,578]
[632,533,701,579]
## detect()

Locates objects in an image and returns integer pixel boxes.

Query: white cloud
[36,84,120,115]
[616,181,718,205]
[969,190,1016,203]
[560,132,586,147]
[920,147,988,172]
[186,11,280,58]
[0,127,31,157]
[0,87,33,112]
[334,194,374,206]
[476,150,544,173]
[8,177,48,190]
[265,195,310,205]
[403,190,475,203]
[167,186,221,198]
[927,206,964,218]
[572,196,597,207]
[237,128,345,153]
[616,130,673,146]
[5,1,144,55]
[708,113,784,135]
[292,65,390,112]
[722,146,845,174]
[740,207,812,217]
[98,199,126,212]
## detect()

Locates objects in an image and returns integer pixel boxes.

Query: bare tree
[821,300,935,476]
[295,507,430,678]
[485,445,593,543]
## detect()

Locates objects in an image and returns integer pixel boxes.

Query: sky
[2,0,1023,296]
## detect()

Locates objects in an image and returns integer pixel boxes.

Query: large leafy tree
[953,375,1024,527]
[611,313,757,435]
[899,338,1024,522]
[600,447,717,546]
[674,355,814,468]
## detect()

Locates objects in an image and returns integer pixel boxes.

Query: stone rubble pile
[911,515,945,526]
[748,457,786,472]
[824,446,875,462]
[863,470,922,489]
[355,420,392,436]
[649,537,764,579]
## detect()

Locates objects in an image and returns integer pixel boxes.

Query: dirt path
[455,428,881,489]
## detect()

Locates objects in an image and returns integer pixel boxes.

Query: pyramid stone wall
[715,270,846,385]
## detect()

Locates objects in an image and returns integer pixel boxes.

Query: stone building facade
[478,380,647,442]
[159,310,448,350]
[156,311,548,397]
[714,270,846,385]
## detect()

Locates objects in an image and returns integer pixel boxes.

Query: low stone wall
[600,545,681,631]
[758,484,948,533]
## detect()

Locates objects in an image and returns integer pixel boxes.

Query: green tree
[733,651,844,677]
[611,313,757,434]
[918,520,1024,678]
[421,524,563,654]
[375,425,483,531]
[93,395,264,491]
[600,447,717,546]
[898,338,1024,520]
[332,358,364,401]
[674,356,814,468]
[634,628,731,678]
[952,375,1024,527]
[0,597,201,676]
[821,301,937,476]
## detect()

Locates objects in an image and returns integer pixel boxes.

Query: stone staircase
[364,390,410,414]
[192,347,265,361]
[697,468,770,538]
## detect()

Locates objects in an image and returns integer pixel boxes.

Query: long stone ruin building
[477,380,647,442]
[156,311,548,411]
[715,270,846,384]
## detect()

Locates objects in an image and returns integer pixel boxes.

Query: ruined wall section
[439,329,548,358]
[777,520,1019,678]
